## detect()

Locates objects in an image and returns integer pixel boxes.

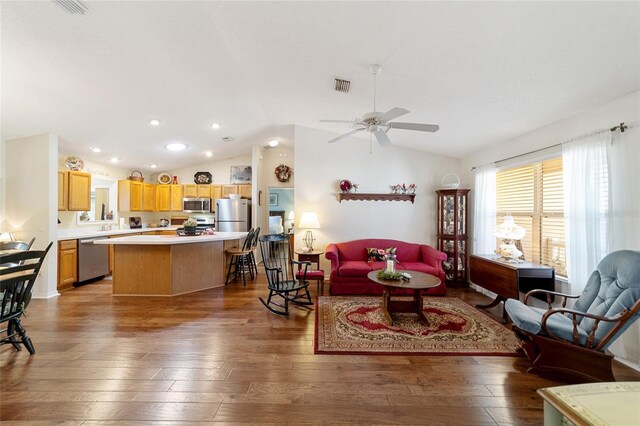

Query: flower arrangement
[183,219,197,228]
[376,270,404,280]
[408,183,417,194]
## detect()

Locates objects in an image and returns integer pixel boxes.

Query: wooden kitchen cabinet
[238,184,252,199]
[156,184,171,211]
[211,185,222,202]
[58,171,69,211]
[197,185,211,198]
[170,184,183,211]
[184,184,211,198]
[67,171,91,211]
[58,239,77,291]
[143,183,155,212]
[221,185,238,198]
[118,180,143,211]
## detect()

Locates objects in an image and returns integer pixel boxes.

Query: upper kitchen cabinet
[211,185,222,202]
[158,184,183,212]
[222,184,252,199]
[58,171,69,211]
[184,184,211,198]
[58,170,91,211]
[170,184,183,211]
[143,183,155,212]
[238,184,252,199]
[118,180,143,211]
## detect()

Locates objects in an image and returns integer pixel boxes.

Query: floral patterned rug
[315,296,521,355]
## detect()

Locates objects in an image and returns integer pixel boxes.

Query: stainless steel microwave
[182,198,211,213]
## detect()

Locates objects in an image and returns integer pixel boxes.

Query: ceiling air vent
[53,0,89,14]
[334,78,351,93]
[222,137,234,143]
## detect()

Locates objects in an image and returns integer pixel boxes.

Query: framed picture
[269,193,278,206]
[230,165,252,184]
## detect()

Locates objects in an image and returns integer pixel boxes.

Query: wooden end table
[294,249,324,269]
[367,270,441,325]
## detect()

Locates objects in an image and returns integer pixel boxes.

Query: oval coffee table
[367,270,441,325]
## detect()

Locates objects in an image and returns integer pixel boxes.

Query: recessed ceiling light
[166,142,187,151]
[211,123,221,129]
[268,139,279,147]
[150,119,160,126]
[90,147,101,153]
[222,137,234,143]
[110,157,119,163]
[205,151,213,157]
[149,164,158,169]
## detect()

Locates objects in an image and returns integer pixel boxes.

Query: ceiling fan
[320,64,439,146]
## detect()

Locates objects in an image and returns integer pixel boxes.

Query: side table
[294,249,325,295]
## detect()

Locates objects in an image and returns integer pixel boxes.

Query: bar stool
[225,229,255,286]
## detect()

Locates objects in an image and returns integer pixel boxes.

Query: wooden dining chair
[0,242,52,354]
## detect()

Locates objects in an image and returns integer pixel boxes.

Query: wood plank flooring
[2,277,639,424]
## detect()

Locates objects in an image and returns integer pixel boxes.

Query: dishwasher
[78,237,110,283]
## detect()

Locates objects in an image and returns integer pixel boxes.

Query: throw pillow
[366,247,396,262]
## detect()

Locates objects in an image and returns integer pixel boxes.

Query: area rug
[315,296,521,356]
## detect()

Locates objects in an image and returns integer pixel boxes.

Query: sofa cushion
[397,261,439,275]
[338,261,372,277]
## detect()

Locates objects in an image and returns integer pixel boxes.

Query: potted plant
[183,218,197,235]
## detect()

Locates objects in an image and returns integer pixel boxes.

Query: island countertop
[94,232,247,245]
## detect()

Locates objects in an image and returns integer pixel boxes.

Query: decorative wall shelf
[338,193,416,203]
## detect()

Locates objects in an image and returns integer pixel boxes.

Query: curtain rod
[471,122,631,171]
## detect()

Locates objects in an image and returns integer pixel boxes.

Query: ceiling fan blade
[378,107,409,124]
[320,119,357,124]
[328,128,365,144]
[389,122,440,132]
[373,129,392,146]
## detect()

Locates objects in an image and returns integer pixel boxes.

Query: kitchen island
[95,232,247,296]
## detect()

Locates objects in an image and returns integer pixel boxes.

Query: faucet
[100,224,113,231]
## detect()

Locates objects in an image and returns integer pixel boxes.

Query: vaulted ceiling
[2,1,638,171]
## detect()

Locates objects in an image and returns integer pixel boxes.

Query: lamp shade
[0,232,16,243]
[494,216,525,240]
[287,211,295,221]
[299,212,321,229]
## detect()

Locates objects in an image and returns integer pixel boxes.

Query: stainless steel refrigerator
[216,198,251,232]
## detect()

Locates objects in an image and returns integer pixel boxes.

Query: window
[496,157,566,276]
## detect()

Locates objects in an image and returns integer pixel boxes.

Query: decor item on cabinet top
[172,175,178,184]
[158,173,172,184]
[231,165,252,184]
[339,179,352,192]
[128,170,144,182]
[65,156,84,171]
[441,173,460,189]
[493,215,525,262]
[194,171,212,184]
[275,164,292,183]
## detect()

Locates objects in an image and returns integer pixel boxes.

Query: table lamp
[299,212,321,251]
[493,216,525,262]
[0,232,16,243]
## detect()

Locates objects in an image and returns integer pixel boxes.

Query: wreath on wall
[275,164,292,182]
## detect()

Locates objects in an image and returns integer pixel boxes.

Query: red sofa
[325,239,447,295]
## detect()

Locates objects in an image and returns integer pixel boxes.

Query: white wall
[460,90,640,370]
[163,154,252,187]
[4,134,59,298]
[294,125,460,272]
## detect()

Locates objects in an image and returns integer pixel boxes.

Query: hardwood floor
[2,277,639,425]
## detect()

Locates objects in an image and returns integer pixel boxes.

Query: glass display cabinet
[436,189,470,285]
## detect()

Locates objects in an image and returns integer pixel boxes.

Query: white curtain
[607,125,640,370]
[609,126,640,251]
[472,164,497,255]
[562,131,611,293]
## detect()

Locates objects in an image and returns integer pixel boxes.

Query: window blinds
[496,157,566,276]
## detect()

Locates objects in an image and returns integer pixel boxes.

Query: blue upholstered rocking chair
[505,250,640,382]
